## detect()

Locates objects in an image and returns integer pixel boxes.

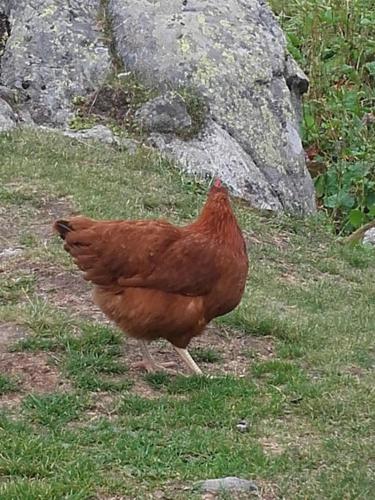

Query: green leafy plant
[315,161,375,233]
[270,0,375,234]
[270,0,375,232]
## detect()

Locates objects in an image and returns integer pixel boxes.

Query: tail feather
[54,220,72,239]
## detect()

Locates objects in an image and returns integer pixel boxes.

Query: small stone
[196,477,258,495]
[0,97,17,132]
[115,136,138,154]
[62,125,116,145]
[236,419,250,432]
[0,247,23,258]
[363,228,375,246]
[136,92,192,134]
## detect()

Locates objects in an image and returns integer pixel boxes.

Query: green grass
[22,392,88,428]
[9,301,133,392]
[0,275,35,306]
[190,347,222,363]
[0,129,374,498]
[0,374,18,395]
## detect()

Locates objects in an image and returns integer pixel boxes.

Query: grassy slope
[0,130,374,499]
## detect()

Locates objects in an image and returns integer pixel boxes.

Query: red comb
[214,178,222,188]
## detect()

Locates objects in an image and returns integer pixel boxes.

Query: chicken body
[54,182,248,374]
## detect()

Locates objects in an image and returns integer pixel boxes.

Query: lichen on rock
[108,0,315,214]
[1,0,111,126]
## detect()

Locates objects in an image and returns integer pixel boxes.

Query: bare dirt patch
[31,197,78,242]
[0,321,69,395]
[86,391,120,421]
[0,192,75,251]
[0,323,70,409]
[194,326,274,375]
[0,323,27,351]
[130,378,161,398]
[35,266,100,319]
[118,326,274,383]
[260,437,285,456]
[0,352,66,393]
[63,327,274,411]
[0,351,70,410]
[0,208,29,251]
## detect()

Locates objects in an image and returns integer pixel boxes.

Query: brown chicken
[53,179,248,374]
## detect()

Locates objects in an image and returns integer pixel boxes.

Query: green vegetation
[71,1,206,141]
[0,275,35,306]
[70,74,157,137]
[70,77,207,142]
[0,130,374,498]
[270,0,375,233]
[0,374,18,395]
[22,393,88,428]
[175,86,208,140]
[190,347,222,364]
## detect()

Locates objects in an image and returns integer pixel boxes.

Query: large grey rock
[150,119,282,211]
[196,477,258,494]
[0,96,16,131]
[109,0,315,214]
[1,0,111,126]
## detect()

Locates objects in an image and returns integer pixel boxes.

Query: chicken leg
[173,346,202,375]
[133,340,177,373]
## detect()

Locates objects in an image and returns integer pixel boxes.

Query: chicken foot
[134,340,177,373]
[134,340,202,375]
[173,346,203,375]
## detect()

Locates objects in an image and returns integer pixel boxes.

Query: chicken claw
[136,340,202,375]
[173,346,202,375]
[132,360,177,373]
[135,340,177,373]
